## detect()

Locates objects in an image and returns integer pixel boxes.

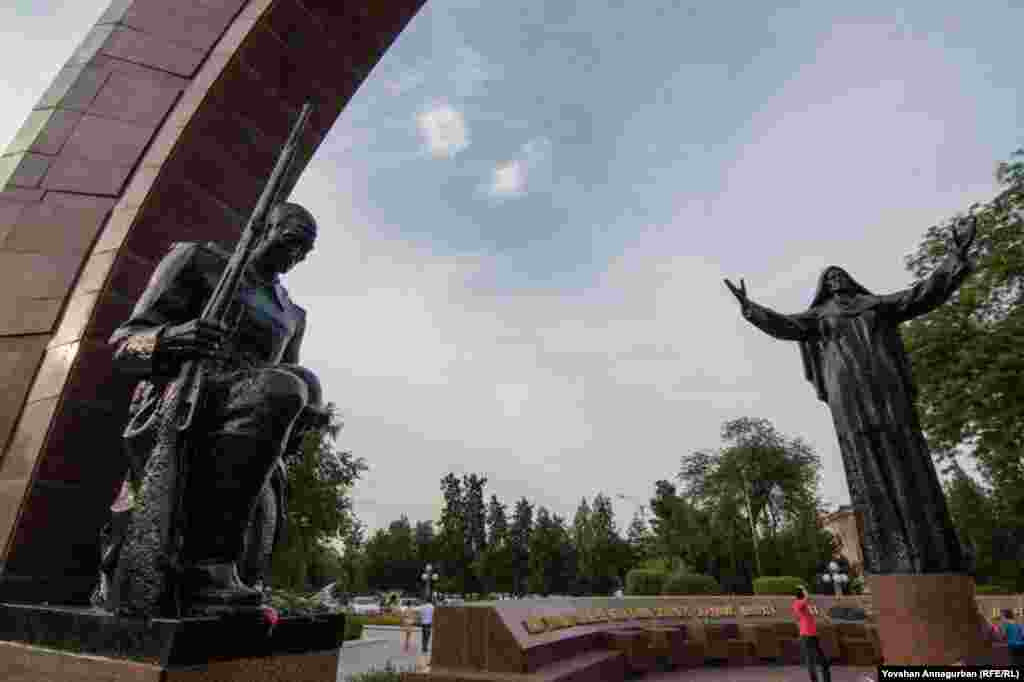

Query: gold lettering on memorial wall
[739,605,778,617]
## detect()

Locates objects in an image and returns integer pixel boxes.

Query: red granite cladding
[872,573,992,665]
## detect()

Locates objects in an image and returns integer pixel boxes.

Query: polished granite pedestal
[0,602,344,681]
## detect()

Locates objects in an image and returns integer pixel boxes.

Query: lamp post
[421,564,440,602]
[821,561,849,597]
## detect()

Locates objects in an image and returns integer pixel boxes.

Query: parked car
[398,597,424,611]
[349,595,382,616]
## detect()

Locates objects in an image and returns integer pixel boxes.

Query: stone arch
[0,0,425,603]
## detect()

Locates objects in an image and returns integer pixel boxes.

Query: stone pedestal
[869,573,990,665]
[0,603,344,681]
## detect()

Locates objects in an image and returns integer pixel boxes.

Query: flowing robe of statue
[740,252,970,574]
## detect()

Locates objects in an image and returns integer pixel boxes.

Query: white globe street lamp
[421,564,440,601]
[822,563,849,597]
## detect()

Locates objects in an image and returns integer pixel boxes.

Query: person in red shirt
[793,586,831,682]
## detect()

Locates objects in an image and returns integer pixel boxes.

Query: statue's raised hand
[724,277,751,314]
[950,214,977,260]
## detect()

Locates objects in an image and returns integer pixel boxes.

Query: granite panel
[103,250,158,302]
[117,1,242,52]
[100,26,206,77]
[0,336,50,456]
[60,338,133,414]
[41,156,133,196]
[42,192,118,213]
[0,251,82,300]
[0,477,30,558]
[5,108,83,156]
[0,397,59,483]
[34,63,109,112]
[48,293,99,348]
[3,200,109,255]
[72,249,118,296]
[0,152,51,189]
[25,342,80,404]
[92,207,138,254]
[6,482,109,575]
[0,188,44,203]
[0,200,27,240]
[82,293,135,345]
[61,114,156,166]
[167,137,266,218]
[34,400,125,484]
[0,298,63,337]
[88,70,183,127]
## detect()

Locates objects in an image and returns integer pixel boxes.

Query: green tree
[438,473,467,592]
[270,407,367,591]
[571,498,594,594]
[902,150,1024,583]
[509,498,533,596]
[462,473,488,593]
[589,493,627,594]
[481,494,513,594]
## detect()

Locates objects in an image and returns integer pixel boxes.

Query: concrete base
[0,640,339,682]
[869,573,991,665]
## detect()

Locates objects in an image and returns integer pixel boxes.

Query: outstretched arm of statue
[724,277,816,342]
[878,215,976,323]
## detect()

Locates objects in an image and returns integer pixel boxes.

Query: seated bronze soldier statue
[94,202,329,612]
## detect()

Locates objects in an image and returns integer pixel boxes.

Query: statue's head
[252,202,317,276]
[811,266,872,307]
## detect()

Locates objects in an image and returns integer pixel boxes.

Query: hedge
[626,569,668,596]
[753,576,805,595]
[662,572,720,595]
[977,584,1015,595]
[344,616,365,641]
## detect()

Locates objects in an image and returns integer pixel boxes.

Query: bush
[265,588,331,616]
[977,584,1015,595]
[358,614,404,626]
[344,616,365,641]
[662,572,720,595]
[626,569,668,596]
[753,576,805,595]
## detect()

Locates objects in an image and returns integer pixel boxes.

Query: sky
[2,1,1021,538]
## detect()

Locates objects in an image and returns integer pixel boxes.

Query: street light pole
[822,561,849,597]
[421,564,440,602]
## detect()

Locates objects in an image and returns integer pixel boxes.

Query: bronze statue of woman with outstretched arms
[724,217,977,575]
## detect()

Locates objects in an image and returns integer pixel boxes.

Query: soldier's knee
[275,364,322,406]
[255,368,309,415]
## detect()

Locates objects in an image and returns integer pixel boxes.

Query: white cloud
[417,102,470,158]
[483,137,552,200]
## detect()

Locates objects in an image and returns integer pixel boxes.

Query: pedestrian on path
[418,599,435,654]
[1001,609,1024,667]
[793,586,832,682]
[400,606,417,653]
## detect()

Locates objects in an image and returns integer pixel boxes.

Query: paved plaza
[335,627,879,682]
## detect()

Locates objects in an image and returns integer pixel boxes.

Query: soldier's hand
[158,319,228,361]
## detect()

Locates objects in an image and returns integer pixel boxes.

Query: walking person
[418,598,435,654]
[793,586,831,682]
[1000,610,1024,667]
[400,604,417,653]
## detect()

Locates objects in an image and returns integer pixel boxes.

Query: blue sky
[2,0,1021,535]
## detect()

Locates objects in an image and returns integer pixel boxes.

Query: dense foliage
[903,149,1024,591]
[625,569,668,595]
[753,576,804,595]
[662,572,720,595]
[270,406,366,592]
